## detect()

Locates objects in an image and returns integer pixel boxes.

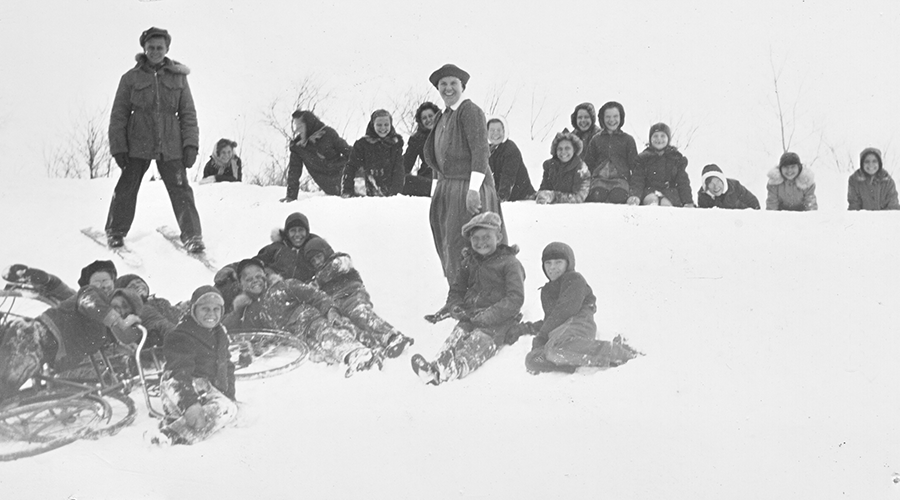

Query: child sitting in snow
[629,123,694,207]
[583,101,639,204]
[157,285,237,445]
[200,138,242,184]
[304,237,414,358]
[523,242,639,374]
[766,152,817,211]
[411,212,525,386]
[847,147,899,210]
[535,130,591,204]
[343,109,405,197]
[696,164,760,210]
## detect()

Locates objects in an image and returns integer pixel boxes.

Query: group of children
[270,99,897,212]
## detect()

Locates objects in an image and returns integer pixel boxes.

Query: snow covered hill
[1,176,899,500]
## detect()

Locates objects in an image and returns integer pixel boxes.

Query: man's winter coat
[632,146,692,206]
[537,132,590,204]
[345,120,405,196]
[446,245,525,345]
[38,286,143,363]
[288,120,352,196]
[583,129,638,193]
[488,118,535,201]
[109,54,199,160]
[163,316,235,411]
[766,167,818,211]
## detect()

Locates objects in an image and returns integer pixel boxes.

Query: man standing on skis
[106,27,204,253]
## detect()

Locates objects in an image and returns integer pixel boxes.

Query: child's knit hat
[78,260,117,287]
[649,123,671,145]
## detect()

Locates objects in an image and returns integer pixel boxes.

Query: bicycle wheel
[228,329,309,380]
[0,390,110,461]
[84,391,136,439]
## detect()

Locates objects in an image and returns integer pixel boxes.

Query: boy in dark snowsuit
[222,258,380,376]
[115,274,178,348]
[0,260,142,402]
[412,212,525,385]
[524,242,640,374]
[157,285,236,445]
[304,237,414,359]
[696,164,760,210]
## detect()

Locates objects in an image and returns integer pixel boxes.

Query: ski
[80,227,143,268]
[156,226,218,272]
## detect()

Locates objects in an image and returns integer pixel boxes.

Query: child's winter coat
[345,117,405,196]
[287,117,352,197]
[488,117,535,202]
[696,165,759,209]
[583,129,638,194]
[163,315,235,410]
[847,148,899,210]
[632,146,692,206]
[766,167,817,211]
[255,213,321,283]
[536,132,591,204]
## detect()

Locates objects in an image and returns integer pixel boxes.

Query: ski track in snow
[1,176,899,500]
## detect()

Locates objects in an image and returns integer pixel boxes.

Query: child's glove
[683,202,695,208]
[505,322,536,345]
[198,176,216,185]
[626,196,641,205]
[232,293,252,312]
[424,306,450,324]
[449,305,471,322]
[123,314,142,327]
[214,267,237,286]
[535,191,554,205]
[465,189,482,215]
[183,403,207,430]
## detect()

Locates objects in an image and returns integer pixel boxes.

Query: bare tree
[483,80,518,118]
[45,107,113,179]
[528,87,560,142]
[660,112,702,151]
[390,86,435,137]
[248,77,330,189]
[768,49,807,154]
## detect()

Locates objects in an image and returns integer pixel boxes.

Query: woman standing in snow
[344,109,405,197]
[847,148,899,210]
[487,116,535,202]
[423,64,507,284]
[403,101,440,196]
[766,152,817,211]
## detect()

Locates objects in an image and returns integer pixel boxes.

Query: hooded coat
[847,148,899,210]
[255,213,322,283]
[766,166,817,211]
[537,132,591,204]
[109,54,199,160]
[202,155,242,182]
[570,103,601,161]
[163,315,235,410]
[632,146,692,206]
[488,117,536,202]
[532,242,597,340]
[345,116,405,196]
[287,113,352,196]
[696,167,760,209]
[583,129,638,193]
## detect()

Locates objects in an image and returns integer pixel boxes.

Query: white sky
[1,0,898,183]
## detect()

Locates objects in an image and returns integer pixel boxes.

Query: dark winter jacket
[766,167,817,211]
[38,285,143,364]
[288,123,352,196]
[632,146,692,206]
[570,103,601,161]
[423,99,492,180]
[446,245,525,344]
[202,155,242,182]
[847,150,899,210]
[222,279,335,339]
[489,129,535,201]
[109,54,199,160]
[583,129,638,192]
[532,242,597,340]
[255,230,324,283]
[697,179,760,209]
[537,132,591,204]
[163,316,235,410]
[345,121,405,196]
[403,128,434,179]
[313,253,364,298]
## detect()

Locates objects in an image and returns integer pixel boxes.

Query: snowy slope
[1,176,900,500]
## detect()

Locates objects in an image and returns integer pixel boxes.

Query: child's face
[576,109,592,131]
[89,271,115,297]
[469,228,500,256]
[239,266,267,297]
[292,117,306,139]
[126,279,149,300]
[706,177,725,196]
[556,140,575,163]
[487,122,504,144]
[650,131,669,150]
[603,108,621,131]
[194,303,223,329]
[420,109,437,130]
[309,252,326,270]
[373,116,391,138]
[288,226,308,247]
[111,295,134,318]
[544,259,567,281]
[217,145,234,163]
[781,164,800,180]
[863,154,880,175]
